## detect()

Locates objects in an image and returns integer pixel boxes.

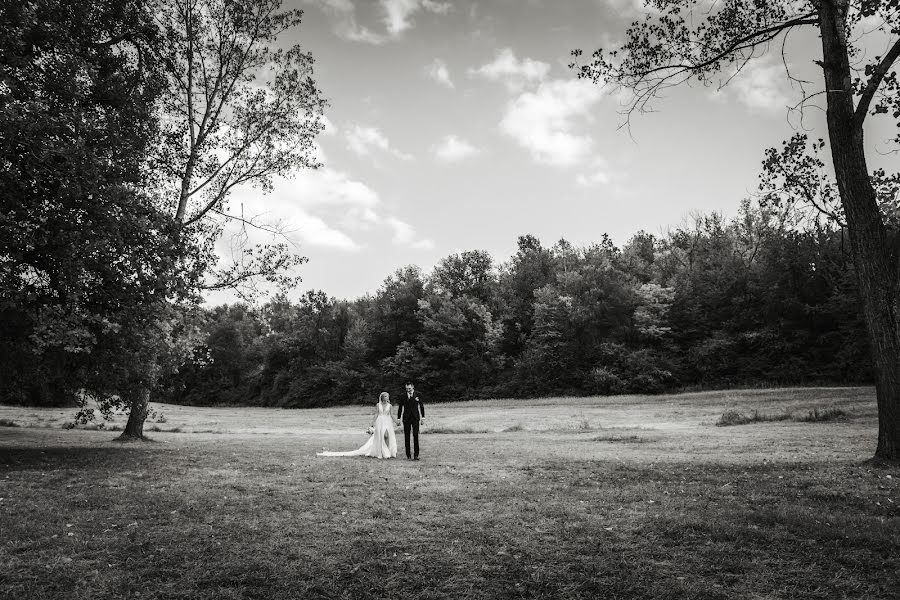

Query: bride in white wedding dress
[317,392,398,459]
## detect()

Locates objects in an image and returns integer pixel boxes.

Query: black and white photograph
[1,0,899,597]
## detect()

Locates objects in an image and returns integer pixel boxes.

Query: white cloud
[576,159,612,187]
[470,48,550,92]
[305,0,387,44]
[421,0,452,14]
[297,168,381,210]
[385,216,434,249]
[381,0,452,36]
[432,134,479,162]
[222,167,431,252]
[291,211,361,251]
[339,208,434,250]
[605,0,659,16]
[345,124,413,160]
[729,59,793,113]
[319,115,337,136]
[425,58,454,88]
[500,79,605,167]
[381,0,419,35]
[223,168,373,252]
[305,0,451,42]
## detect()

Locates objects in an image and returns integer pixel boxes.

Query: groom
[396,381,425,460]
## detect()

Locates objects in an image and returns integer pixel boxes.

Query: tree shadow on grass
[0,445,166,473]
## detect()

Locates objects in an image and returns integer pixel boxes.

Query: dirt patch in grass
[590,434,651,443]
[428,425,495,434]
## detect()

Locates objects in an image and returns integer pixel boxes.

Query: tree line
[157,201,871,407]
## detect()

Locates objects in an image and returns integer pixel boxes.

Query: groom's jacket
[397,392,424,423]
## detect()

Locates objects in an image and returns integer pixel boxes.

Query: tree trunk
[819,1,900,462]
[119,386,151,440]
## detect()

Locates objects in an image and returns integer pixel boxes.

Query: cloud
[297,167,381,211]
[338,207,434,250]
[421,0,452,14]
[291,211,361,251]
[305,0,387,44]
[224,168,373,252]
[604,0,661,17]
[500,79,605,167]
[345,124,413,160]
[425,58,454,88]
[319,115,338,136]
[385,216,435,249]
[223,167,431,252]
[307,0,451,42]
[381,0,452,36]
[470,48,550,92]
[729,59,793,113]
[432,134,479,162]
[575,159,612,187]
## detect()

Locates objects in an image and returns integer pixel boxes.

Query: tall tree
[497,235,555,357]
[431,250,497,306]
[368,266,426,361]
[0,0,186,407]
[118,0,326,438]
[574,0,900,461]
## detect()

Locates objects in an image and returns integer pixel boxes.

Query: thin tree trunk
[119,386,151,440]
[819,1,900,462]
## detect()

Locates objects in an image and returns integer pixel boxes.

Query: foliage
[159,200,873,407]
[0,0,193,406]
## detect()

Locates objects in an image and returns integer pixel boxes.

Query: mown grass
[0,387,897,599]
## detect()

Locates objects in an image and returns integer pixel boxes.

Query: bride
[317,392,398,459]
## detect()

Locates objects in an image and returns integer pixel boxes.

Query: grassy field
[1,386,897,599]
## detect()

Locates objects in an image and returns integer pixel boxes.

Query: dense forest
[155,200,870,408]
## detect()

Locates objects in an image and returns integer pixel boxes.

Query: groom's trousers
[403,420,420,459]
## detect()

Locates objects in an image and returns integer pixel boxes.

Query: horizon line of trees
[128,199,873,408]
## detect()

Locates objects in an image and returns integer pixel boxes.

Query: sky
[208,0,896,304]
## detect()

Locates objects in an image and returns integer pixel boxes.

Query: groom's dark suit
[397,391,425,459]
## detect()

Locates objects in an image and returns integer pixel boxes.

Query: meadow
[1,387,897,599]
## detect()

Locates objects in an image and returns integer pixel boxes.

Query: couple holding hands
[317,382,425,460]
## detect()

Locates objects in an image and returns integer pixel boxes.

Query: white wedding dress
[317,401,398,459]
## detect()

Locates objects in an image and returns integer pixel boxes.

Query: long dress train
[317,402,398,458]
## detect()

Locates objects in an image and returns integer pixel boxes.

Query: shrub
[795,407,847,422]
[590,366,625,395]
[590,343,676,395]
[716,409,791,427]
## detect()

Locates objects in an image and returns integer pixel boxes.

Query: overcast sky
[208,0,895,304]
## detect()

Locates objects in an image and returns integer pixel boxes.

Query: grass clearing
[1,386,897,599]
